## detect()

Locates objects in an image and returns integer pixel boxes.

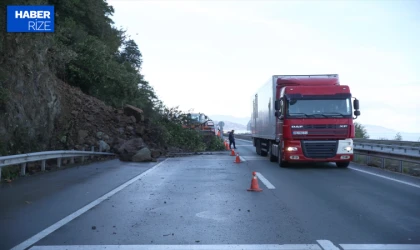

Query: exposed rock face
[0,64,159,161]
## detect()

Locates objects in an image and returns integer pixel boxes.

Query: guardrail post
[81,147,85,163]
[20,163,26,176]
[57,158,62,168]
[70,149,75,164]
[366,156,369,165]
[399,161,403,173]
[380,158,384,168]
[41,160,46,171]
[91,146,94,159]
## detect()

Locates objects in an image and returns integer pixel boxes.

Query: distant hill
[212,120,247,133]
[208,115,250,126]
[364,124,420,141]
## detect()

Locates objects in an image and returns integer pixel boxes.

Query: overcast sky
[107,0,420,133]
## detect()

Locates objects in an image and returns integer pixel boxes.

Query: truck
[250,74,360,168]
[182,113,216,136]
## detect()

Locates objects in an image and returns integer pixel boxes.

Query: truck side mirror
[354,110,361,116]
[275,111,280,117]
[275,100,280,110]
[353,99,359,110]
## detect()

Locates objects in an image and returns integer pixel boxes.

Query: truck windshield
[287,98,352,117]
[190,114,200,122]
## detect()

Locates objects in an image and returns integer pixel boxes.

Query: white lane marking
[256,172,276,189]
[29,244,322,250]
[317,240,340,250]
[340,244,420,250]
[239,156,247,162]
[12,159,168,250]
[349,167,420,189]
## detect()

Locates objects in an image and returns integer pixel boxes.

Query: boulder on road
[117,138,146,161]
[132,147,152,162]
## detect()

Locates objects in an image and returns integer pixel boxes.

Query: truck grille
[301,140,338,158]
[300,124,341,129]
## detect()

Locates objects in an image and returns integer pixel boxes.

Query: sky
[107,0,420,133]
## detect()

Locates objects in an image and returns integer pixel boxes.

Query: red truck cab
[251,74,360,168]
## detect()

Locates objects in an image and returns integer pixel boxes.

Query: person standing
[228,130,236,149]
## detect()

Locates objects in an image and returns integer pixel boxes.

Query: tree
[354,122,369,139]
[394,132,402,141]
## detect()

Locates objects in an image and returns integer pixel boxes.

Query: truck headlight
[344,146,352,151]
[287,147,298,151]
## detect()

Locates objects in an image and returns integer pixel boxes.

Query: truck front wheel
[269,141,277,162]
[278,147,287,168]
[336,161,350,168]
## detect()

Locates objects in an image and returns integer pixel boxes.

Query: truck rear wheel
[336,161,350,168]
[255,139,261,155]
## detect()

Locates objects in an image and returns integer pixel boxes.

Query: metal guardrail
[0,146,115,182]
[233,134,420,174]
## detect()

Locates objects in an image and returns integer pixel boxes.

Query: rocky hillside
[0,73,163,161]
[0,1,224,181]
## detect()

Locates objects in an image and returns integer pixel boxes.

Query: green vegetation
[354,122,369,139]
[154,107,225,151]
[394,132,403,141]
[0,0,220,152]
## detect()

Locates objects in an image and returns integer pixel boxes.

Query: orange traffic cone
[230,149,235,156]
[234,153,241,163]
[247,172,262,192]
[225,142,229,150]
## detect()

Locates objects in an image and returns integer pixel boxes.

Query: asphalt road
[1,139,420,250]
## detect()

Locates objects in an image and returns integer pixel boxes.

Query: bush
[204,135,225,151]
[150,106,225,152]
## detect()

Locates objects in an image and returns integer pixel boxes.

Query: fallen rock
[111,138,125,151]
[96,131,104,140]
[98,140,110,152]
[135,124,146,136]
[132,147,152,162]
[117,138,146,161]
[151,149,162,158]
[123,105,144,123]
[78,130,89,144]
